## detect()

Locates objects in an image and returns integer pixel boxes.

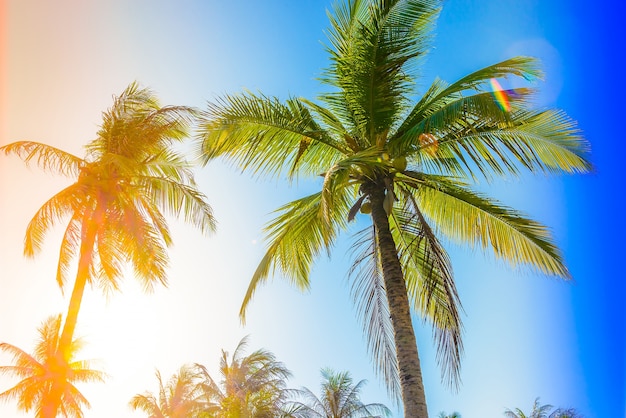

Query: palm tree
[195,336,292,417]
[0,82,216,361]
[285,368,391,418]
[196,1,590,416]
[438,412,461,418]
[0,315,105,418]
[549,408,583,418]
[504,399,583,418]
[130,365,204,418]
[504,398,553,418]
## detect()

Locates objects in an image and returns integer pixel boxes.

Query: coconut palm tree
[285,368,390,418]
[130,365,204,418]
[438,412,461,418]
[0,315,105,418]
[0,82,216,361]
[504,398,553,418]
[549,408,583,418]
[196,1,591,417]
[195,336,292,417]
[504,399,583,418]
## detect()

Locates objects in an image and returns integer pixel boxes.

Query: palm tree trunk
[368,184,429,418]
[46,212,99,418]
[58,210,99,357]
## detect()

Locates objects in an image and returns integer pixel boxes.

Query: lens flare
[489,78,511,112]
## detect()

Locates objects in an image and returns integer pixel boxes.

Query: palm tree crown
[196,1,590,416]
[286,368,391,418]
[0,315,105,418]
[130,365,204,418]
[195,336,292,418]
[1,82,216,358]
[504,398,583,418]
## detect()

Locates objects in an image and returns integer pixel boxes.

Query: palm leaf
[0,141,83,177]
[410,173,570,277]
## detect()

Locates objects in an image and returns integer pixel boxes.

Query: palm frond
[23,183,86,257]
[197,92,348,180]
[239,188,354,323]
[390,187,463,389]
[0,141,84,177]
[411,173,570,277]
[321,0,441,138]
[397,56,543,136]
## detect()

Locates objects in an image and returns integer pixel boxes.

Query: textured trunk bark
[367,183,429,418]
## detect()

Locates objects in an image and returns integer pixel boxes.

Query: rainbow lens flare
[489,78,511,112]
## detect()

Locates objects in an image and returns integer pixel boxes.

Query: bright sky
[1,1,623,417]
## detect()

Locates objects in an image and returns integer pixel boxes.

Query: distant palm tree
[0,82,216,361]
[197,0,591,416]
[0,315,105,418]
[438,412,461,418]
[195,336,291,417]
[130,365,204,418]
[285,368,390,418]
[504,398,583,418]
[549,408,583,418]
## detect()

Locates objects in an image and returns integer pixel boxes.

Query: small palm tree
[549,408,583,418]
[438,412,461,418]
[504,399,583,418]
[0,315,105,418]
[286,368,391,418]
[1,82,216,360]
[130,365,204,418]
[504,398,553,418]
[197,1,591,416]
[195,336,292,417]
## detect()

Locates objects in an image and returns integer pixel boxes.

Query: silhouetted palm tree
[195,336,291,417]
[1,82,216,361]
[286,368,390,418]
[504,399,583,418]
[197,1,591,416]
[130,365,204,418]
[0,315,105,418]
[438,412,461,418]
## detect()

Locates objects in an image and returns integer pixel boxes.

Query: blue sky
[1,1,623,417]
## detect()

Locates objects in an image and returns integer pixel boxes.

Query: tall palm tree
[130,365,204,418]
[195,336,292,417]
[0,82,216,361]
[285,368,391,418]
[196,1,590,416]
[0,315,105,418]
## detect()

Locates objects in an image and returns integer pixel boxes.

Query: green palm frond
[322,0,441,138]
[389,191,463,389]
[397,56,543,136]
[198,92,348,180]
[410,173,569,277]
[240,188,354,323]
